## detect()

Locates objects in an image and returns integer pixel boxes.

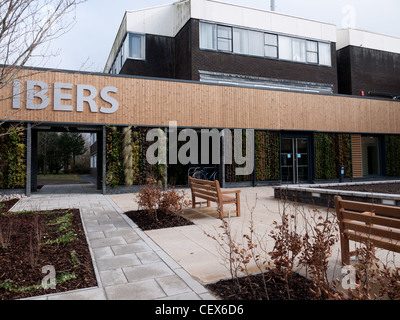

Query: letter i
[13,80,21,109]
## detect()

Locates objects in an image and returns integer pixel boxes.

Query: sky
[31,0,400,72]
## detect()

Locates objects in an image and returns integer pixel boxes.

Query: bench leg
[236,195,241,217]
[192,194,196,208]
[219,204,223,219]
[340,233,350,265]
[207,200,210,207]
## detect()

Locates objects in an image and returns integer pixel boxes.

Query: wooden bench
[334,195,400,265]
[188,177,241,218]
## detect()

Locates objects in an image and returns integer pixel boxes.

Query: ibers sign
[12,80,119,114]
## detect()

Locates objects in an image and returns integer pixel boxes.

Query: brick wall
[337,46,400,96]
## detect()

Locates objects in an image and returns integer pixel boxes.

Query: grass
[37,174,87,184]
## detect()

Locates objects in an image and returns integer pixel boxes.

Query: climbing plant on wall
[106,126,123,187]
[385,135,400,176]
[315,133,352,179]
[255,131,280,181]
[106,126,160,187]
[225,129,254,182]
[0,126,26,189]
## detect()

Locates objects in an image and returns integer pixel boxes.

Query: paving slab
[9,184,212,300]
[104,280,166,300]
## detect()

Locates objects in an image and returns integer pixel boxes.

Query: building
[104,0,338,94]
[336,28,400,98]
[1,0,400,196]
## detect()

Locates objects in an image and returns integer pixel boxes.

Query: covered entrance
[280,135,311,184]
[28,124,106,195]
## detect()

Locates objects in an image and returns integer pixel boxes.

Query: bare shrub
[136,176,163,221]
[27,215,44,269]
[136,175,189,222]
[205,191,400,300]
[0,214,20,248]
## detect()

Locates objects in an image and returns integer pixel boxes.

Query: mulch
[324,182,400,195]
[205,271,319,300]
[124,209,194,231]
[0,199,97,300]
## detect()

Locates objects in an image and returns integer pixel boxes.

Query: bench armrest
[220,190,241,194]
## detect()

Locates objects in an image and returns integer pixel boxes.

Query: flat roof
[337,28,400,54]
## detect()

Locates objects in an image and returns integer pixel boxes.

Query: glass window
[306,41,318,64]
[248,30,264,56]
[217,25,232,51]
[200,22,216,50]
[233,28,249,55]
[129,33,145,59]
[278,36,292,60]
[265,33,278,58]
[318,42,331,66]
[265,46,278,58]
[265,33,278,46]
[199,22,332,67]
[292,38,306,62]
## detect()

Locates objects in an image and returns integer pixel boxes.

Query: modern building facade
[104,0,338,94]
[1,0,400,196]
[336,28,400,98]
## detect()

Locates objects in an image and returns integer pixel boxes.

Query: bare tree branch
[0,0,87,131]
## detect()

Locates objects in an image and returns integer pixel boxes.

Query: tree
[0,0,87,135]
[59,132,86,172]
[38,132,87,174]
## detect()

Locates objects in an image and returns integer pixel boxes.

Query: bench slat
[345,230,400,253]
[341,209,400,229]
[342,221,400,241]
[190,182,218,192]
[338,199,400,218]
[189,177,219,186]
[192,190,219,201]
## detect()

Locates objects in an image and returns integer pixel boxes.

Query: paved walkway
[10,184,214,300]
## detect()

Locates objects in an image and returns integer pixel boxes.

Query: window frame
[264,33,278,59]
[217,25,233,52]
[198,21,332,67]
[199,21,217,50]
[306,40,319,64]
[128,33,146,61]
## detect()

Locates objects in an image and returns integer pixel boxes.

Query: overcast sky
[33,0,400,72]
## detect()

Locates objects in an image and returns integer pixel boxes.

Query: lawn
[37,174,88,185]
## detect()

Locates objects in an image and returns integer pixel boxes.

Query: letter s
[100,86,119,114]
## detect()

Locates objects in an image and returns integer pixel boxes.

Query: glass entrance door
[281,138,309,183]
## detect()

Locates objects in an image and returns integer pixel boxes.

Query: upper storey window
[109,33,145,74]
[129,33,145,60]
[199,21,332,67]
[217,25,232,52]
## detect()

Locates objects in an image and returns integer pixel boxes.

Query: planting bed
[0,199,97,300]
[206,272,318,300]
[324,182,400,195]
[125,210,194,231]
[274,181,400,208]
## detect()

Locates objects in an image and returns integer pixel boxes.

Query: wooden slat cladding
[351,134,363,178]
[0,69,399,134]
